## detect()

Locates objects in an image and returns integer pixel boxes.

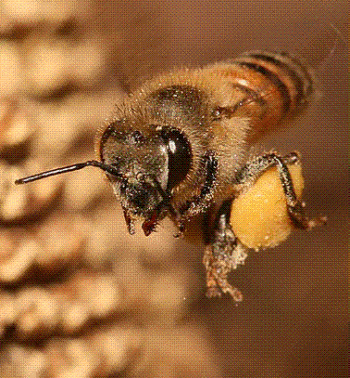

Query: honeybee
[15,51,326,300]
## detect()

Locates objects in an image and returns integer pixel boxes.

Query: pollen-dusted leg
[180,152,218,216]
[234,152,327,230]
[203,201,248,301]
[203,151,326,300]
[175,152,218,237]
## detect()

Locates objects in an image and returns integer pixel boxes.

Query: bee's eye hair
[131,130,144,143]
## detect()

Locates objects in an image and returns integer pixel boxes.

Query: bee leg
[180,151,218,218]
[123,207,136,235]
[235,152,327,229]
[203,200,248,301]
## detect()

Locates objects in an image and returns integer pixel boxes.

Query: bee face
[99,117,192,232]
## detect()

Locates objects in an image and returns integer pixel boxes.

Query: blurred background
[0,0,347,377]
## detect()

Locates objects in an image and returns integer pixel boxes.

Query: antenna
[15,160,121,185]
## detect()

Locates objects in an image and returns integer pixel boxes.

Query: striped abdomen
[205,51,315,142]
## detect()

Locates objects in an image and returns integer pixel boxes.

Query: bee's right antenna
[15,160,121,185]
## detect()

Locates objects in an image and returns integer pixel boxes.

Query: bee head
[99,122,192,235]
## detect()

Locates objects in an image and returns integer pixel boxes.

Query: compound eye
[160,128,191,191]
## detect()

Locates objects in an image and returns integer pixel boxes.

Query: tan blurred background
[0,0,347,377]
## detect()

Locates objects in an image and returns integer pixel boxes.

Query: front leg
[174,151,218,235]
[181,151,218,216]
[203,200,248,301]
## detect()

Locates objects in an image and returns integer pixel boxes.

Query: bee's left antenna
[15,160,121,185]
